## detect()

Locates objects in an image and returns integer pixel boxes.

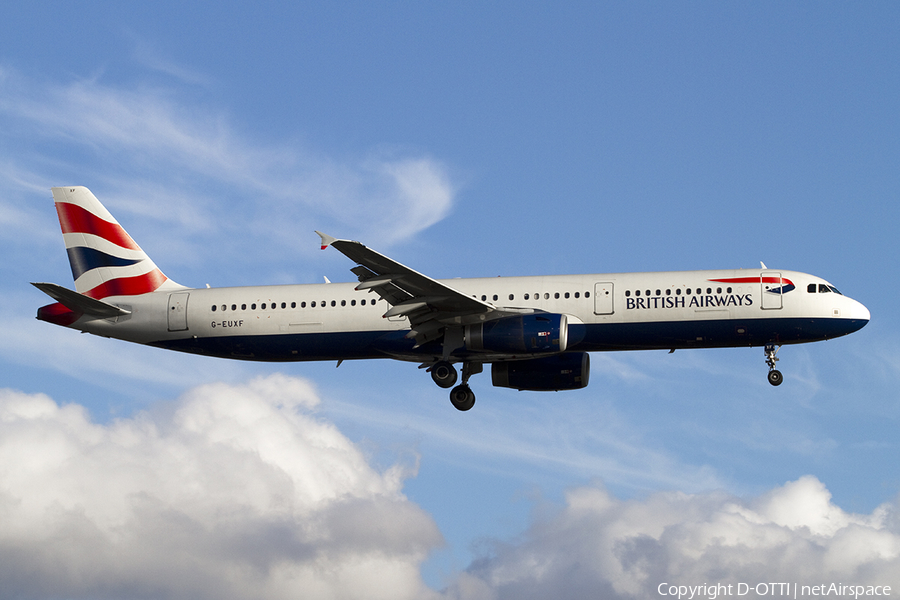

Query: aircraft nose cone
[852,299,870,321]
[847,298,870,331]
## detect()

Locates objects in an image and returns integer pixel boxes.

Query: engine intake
[492,352,590,391]
[466,314,568,354]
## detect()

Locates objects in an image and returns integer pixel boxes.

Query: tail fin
[51,186,184,299]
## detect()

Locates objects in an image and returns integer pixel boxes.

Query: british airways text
[627,294,753,310]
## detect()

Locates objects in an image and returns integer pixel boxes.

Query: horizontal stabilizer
[32,282,131,318]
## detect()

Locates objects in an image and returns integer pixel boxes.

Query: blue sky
[2,2,900,598]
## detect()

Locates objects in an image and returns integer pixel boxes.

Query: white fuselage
[69,268,870,363]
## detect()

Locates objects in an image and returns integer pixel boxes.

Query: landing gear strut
[448,362,482,411]
[765,344,783,386]
[429,361,482,411]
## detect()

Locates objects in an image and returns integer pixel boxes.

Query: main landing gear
[429,360,482,411]
[765,344,783,386]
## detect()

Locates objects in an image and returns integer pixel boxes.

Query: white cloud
[0,375,442,600]
[2,373,898,600]
[445,476,900,600]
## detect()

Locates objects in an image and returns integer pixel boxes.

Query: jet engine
[465,314,568,354]
[491,352,590,391]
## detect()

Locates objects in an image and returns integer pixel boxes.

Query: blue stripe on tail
[66,246,143,280]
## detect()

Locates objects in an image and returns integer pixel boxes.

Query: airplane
[33,186,870,411]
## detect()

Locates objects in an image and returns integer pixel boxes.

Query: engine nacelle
[491,352,590,391]
[466,313,568,354]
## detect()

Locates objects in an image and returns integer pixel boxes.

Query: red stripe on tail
[83,269,168,299]
[56,202,141,251]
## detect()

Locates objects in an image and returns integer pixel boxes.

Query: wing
[316,232,532,346]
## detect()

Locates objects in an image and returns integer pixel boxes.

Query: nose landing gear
[765,344,783,386]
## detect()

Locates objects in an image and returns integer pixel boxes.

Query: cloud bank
[1,375,898,600]
[0,375,441,600]
[448,478,900,600]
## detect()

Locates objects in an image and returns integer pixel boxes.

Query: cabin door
[761,272,783,310]
[594,282,614,315]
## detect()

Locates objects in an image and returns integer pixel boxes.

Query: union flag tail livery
[52,186,182,298]
[34,186,870,411]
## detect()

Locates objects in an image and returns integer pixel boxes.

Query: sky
[2,2,900,598]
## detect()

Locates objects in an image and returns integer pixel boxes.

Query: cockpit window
[810,283,844,295]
